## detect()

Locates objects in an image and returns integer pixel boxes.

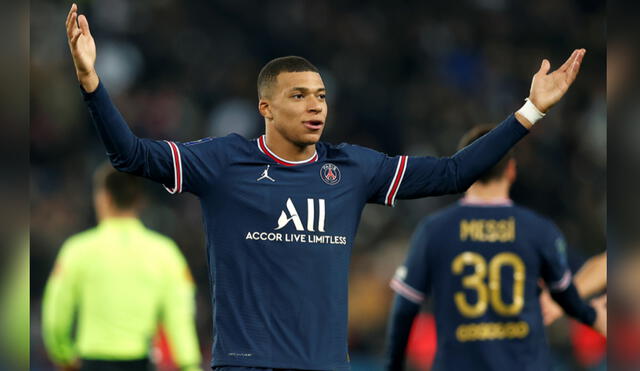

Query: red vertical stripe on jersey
[385,156,408,206]
[164,141,182,194]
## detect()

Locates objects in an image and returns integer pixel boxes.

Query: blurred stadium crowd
[30,0,606,370]
[608,2,640,370]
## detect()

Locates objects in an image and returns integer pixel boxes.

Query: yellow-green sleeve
[161,243,202,371]
[42,239,80,365]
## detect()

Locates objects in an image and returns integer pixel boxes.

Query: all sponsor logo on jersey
[244,197,347,246]
[276,198,325,232]
[320,163,341,185]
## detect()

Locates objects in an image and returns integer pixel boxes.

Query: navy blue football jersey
[136,134,429,370]
[83,82,528,370]
[391,197,571,371]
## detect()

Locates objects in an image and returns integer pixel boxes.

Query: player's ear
[258,99,273,120]
[94,188,109,220]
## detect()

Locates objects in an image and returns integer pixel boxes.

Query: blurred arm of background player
[41,241,81,371]
[541,252,607,326]
[574,252,607,298]
[160,246,203,371]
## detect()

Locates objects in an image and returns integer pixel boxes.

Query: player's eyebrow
[289,87,326,93]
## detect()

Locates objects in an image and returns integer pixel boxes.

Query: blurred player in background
[42,164,202,371]
[385,126,606,371]
[65,3,586,370]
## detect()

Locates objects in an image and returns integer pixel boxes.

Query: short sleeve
[539,220,572,292]
[390,219,431,304]
[162,135,236,196]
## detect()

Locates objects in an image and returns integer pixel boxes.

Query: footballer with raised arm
[66,3,586,370]
[384,126,606,371]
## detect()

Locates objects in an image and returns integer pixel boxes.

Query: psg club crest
[320,163,341,185]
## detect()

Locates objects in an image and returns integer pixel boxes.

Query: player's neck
[465,179,511,201]
[263,132,317,162]
[97,209,138,222]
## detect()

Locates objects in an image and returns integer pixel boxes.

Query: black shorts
[80,358,150,371]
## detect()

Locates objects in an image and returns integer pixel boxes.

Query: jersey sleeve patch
[385,156,408,207]
[390,276,425,304]
[163,141,183,194]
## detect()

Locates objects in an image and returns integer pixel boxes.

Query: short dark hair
[257,56,320,98]
[457,125,514,184]
[93,162,143,210]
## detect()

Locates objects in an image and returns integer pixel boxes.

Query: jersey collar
[257,135,318,166]
[459,195,513,207]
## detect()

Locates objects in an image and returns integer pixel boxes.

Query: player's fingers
[65,4,72,28]
[78,14,91,37]
[536,59,551,76]
[65,3,77,28]
[567,49,585,83]
[66,12,77,39]
[558,49,578,72]
[70,28,82,45]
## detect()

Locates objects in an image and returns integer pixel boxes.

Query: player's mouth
[303,120,324,131]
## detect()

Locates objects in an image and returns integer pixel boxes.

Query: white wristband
[516,98,546,126]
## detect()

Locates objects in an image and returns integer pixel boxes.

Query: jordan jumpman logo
[257,165,276,182]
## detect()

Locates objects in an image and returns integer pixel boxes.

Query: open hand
[65,3,99,92]
[528,49,586,113]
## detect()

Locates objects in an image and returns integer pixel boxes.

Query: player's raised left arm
[516,49,586,128]
[386,50,586,201]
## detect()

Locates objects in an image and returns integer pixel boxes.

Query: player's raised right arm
[65,4,176,188]
[66,3,98,93]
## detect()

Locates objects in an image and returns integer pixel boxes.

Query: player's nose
[307,99,323,113]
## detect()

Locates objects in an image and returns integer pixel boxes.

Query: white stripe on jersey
[163,141,183,194]
[390,277,425,304]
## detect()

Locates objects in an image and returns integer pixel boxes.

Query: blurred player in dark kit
[385,126,606,371]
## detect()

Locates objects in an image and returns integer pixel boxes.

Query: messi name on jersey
[459,217,516,242]
[245,197,348,245]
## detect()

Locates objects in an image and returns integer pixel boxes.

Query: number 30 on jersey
[451,252,525,318]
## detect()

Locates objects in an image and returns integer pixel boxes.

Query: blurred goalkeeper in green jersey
[42,163,202,371]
